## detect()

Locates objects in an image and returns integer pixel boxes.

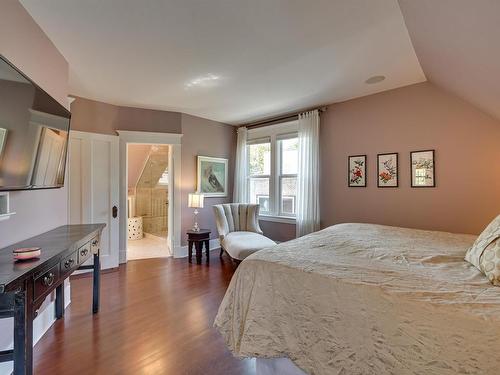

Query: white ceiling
[20,0,425,125]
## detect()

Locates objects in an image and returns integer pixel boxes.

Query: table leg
[13,289,33,375]
[55,283,65,319]
[92,253,100,314]
[196,242,202,264]
[188,241,193,263]
[205,240,210,263]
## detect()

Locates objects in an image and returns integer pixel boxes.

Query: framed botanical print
[377,153,398,187]
[410,150,435,187]
[348,155,366,187]
[197,156,228,197]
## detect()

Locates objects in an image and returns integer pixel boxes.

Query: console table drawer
[78,241,92,264]
[34,264,60,301]
[91,236,99,254]
[60,251,78,276]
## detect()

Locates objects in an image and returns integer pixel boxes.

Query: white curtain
[296,110,320,237]
[233,126,248,203]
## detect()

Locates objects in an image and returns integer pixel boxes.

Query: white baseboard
[33,280,72,343]
[174,238,220,258]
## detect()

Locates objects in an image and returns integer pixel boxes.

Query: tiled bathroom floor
[127,234,170,260]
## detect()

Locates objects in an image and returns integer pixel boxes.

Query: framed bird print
[377,152,398,187]
[197,156,228,197]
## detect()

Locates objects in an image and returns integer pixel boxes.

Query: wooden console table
[0,224,105,375]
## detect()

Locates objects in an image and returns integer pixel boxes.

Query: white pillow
[479,238,500,286]
[465,214,500,285]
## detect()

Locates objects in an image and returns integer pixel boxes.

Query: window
[415,168,427,185]
[246,121,298,220]
[248,140,271,214]
[157,168,169,186]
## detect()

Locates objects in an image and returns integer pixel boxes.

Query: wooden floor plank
[34,253,255,375]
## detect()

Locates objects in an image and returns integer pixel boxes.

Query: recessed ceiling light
[185,73,221,88]
[365,75,386,84]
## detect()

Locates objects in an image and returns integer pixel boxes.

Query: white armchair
[213,203,276,262]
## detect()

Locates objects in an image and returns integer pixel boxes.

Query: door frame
[117,130,183,263]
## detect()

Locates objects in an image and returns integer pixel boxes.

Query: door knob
[112,205,118,218]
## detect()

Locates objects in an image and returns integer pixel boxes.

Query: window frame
[247,121,298,222]
[247,137,272,214]
[277,133,298,217]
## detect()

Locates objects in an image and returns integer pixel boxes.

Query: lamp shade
[188,193,204,208]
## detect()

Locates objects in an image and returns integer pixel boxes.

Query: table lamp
[188,193,204,232]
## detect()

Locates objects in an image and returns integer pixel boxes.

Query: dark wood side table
[187,229,211,264]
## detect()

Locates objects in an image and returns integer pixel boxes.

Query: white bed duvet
[214,223,500,375]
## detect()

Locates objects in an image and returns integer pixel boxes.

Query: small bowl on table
[13,247,41,261]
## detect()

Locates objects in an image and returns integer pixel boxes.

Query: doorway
[127,144,169,260]
[118,130,183,264]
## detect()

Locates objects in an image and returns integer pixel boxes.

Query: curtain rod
[245,106,327,129]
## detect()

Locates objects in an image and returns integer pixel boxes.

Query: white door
[68,131,120,269]
[32,128,66,186]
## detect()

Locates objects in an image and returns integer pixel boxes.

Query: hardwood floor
[34,252,255,375]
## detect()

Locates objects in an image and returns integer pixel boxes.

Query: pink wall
[181,113,236,245]
[398,0,500,123]
[262,82,500,241]
[260,221,295,243]
[0,1,68,107]
[0,2,69,373]
[127,144,151,188]
[70,96,182,135]
[320,82,500,235]
[0,0,69,248]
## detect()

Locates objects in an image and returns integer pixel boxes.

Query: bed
[214,223,500,375]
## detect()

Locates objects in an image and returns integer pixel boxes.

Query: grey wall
[70,98,237,247]
[70,96,182,135]
[180,113,236,245]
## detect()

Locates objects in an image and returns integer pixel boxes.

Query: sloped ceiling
[399,0,500,121]
[128,145,151,188]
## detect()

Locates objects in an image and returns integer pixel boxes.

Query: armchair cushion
[222,231,276,261]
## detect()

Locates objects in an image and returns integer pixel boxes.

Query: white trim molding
[117,130,182,145]
[259,215,296,224]
[117,130,183,262]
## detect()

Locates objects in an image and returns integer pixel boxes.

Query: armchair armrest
[213,205,229,239]
[247,204,263,235]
